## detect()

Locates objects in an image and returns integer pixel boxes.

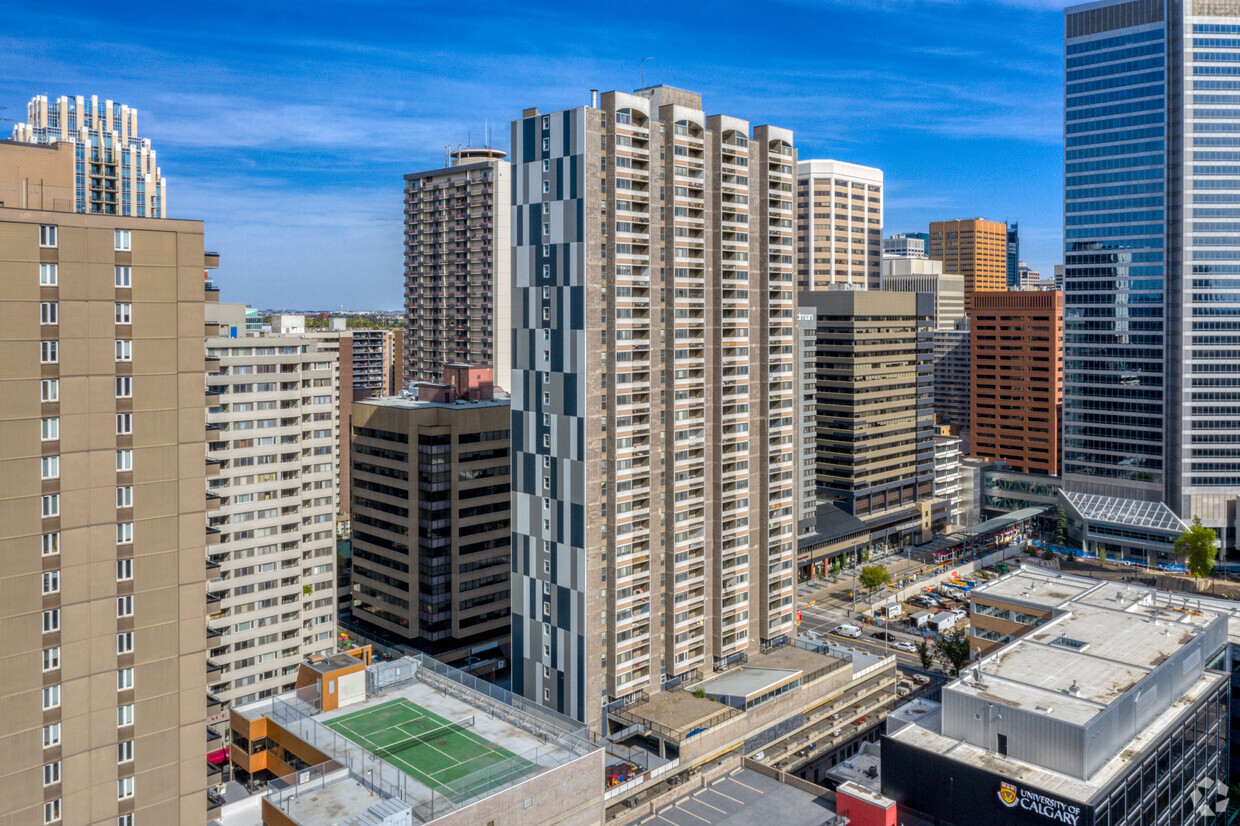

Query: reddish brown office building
[970,291,1063,475]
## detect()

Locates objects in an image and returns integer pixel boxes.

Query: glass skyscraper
[1064,0,1240,554]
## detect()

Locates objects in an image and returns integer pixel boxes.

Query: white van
[834,624,862,638]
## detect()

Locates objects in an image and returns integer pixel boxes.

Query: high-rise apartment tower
[1063,0,1240,552]
[403,148,511,387]
[12,94,166,218]
[0,141,208,824]
[796,160,883,290]
[509,87,798,728]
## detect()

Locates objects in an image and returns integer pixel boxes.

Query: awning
[208,746,230,765]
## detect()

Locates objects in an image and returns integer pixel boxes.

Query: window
[119,814,134,826]
[115,377,132,398]
[117,776,134,800]
[116,449,133,471]
[41,456,59,479]
[41,417,58,441]
[42,609,60,633]
[42,647,60,671]
[117,740,134,763]
[543,159,550,172]
[40,302,57,325]
[41,494,59,517]
[543,180,551,193]
[542,137,550,151]
[43,722,61,747]
[117,666,134,689]
[117,704,134,726]
[114,229,131,251]
[116,413,132,435]
[42,761,60,786]
[43,799,60,824]
[117,559,133,581]
[114,265,131,287]
[41,379,58,402]
[42,570,60,594]
[40,340,58,363]
[114,302,131,324]
[116,631,133,654]
[116,522,133,544]
[542,114,550,130]
[42,685,60,710]
[40,263,57,286]
[42,533,59,556]
[115,339,131,361]
[39,225,57,247]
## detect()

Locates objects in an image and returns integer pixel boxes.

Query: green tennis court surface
[323,698,535,798]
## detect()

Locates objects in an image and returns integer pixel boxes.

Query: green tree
[915,639,933,671]
[933,629,972,677]
[1176,515,1219,581]
[858,565,892,598]
[1055,507,1068,545]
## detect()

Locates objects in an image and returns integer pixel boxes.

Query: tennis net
[371,714,476,759]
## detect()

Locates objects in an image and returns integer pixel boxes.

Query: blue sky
[3,0,1071,310]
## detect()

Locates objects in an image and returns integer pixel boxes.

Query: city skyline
[3,0,1071,309]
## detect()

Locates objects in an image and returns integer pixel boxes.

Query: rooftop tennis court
[322,697,535,798]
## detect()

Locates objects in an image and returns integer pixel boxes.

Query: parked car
[834,624,863,638]
[871,631,897,641]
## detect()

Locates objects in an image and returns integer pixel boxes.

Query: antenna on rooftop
[639,57,653,87]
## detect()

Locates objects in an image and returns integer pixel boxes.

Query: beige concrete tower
[509,87,798,730]
[0,140,209,824]
[796,160,883,290]
[403,148,511,388]
[928,217,1007,315]
[12,95,167,219]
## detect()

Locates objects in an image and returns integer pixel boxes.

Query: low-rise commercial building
[885,566,1230,825]
[228,649,602,826]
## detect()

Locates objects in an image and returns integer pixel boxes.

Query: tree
[933,629,972,677]
[1055,507,1068,545]
[915,639,933,671]
[859,565,892,598]
[1176,515,1219,581]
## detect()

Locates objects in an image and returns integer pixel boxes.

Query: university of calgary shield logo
[999,782,1019,807]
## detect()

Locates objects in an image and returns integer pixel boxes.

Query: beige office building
[0,140,209,824]
[796,159,883,290]
[879,256,965,331]
[509,87,798,729]
[203,331,340,714]
[404,148,511,387]
[12,94,167,218]
[350,366,511,673]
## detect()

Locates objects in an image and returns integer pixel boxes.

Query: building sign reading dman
[999,781,1083,824]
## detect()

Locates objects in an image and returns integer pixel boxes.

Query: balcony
[206,526,222,546]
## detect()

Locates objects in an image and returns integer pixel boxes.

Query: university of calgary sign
[999,781,1083,824]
